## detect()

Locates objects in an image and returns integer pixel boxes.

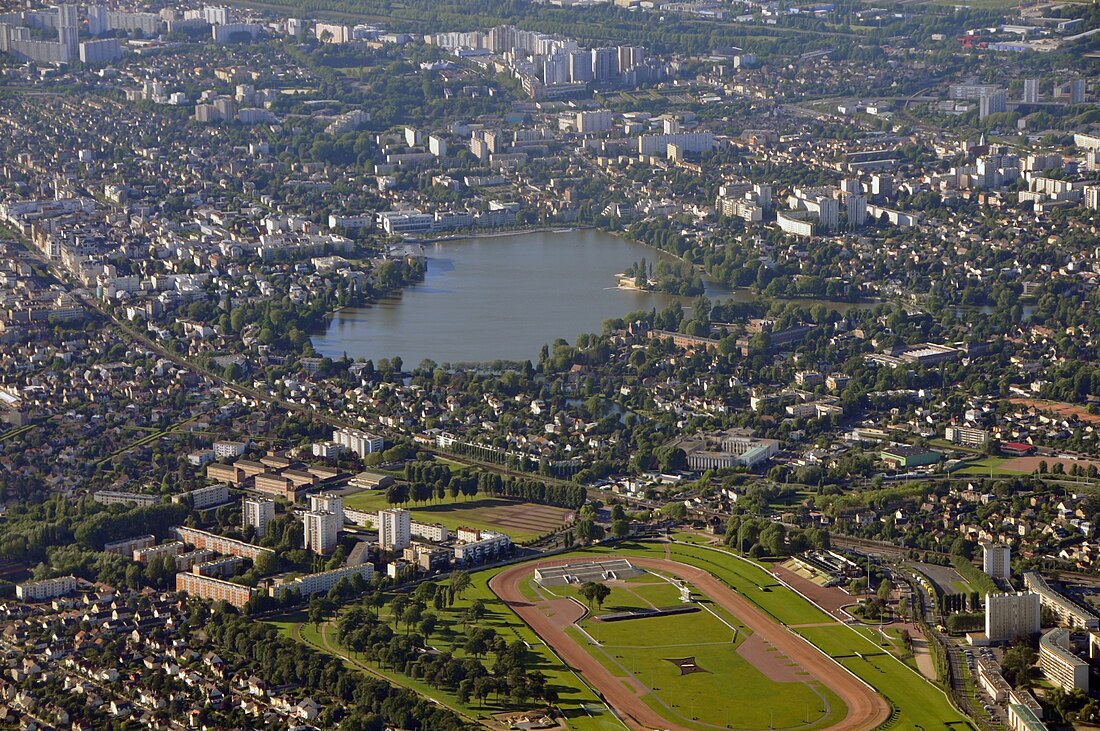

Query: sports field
[343,490,574,542]
[537,572,847,731]
[493,554,892,731]
[545,542,976,730]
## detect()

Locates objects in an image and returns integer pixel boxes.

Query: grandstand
[535,559,644,587]
[788,550,862,587]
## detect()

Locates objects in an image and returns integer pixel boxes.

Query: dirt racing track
[490,556,892,731]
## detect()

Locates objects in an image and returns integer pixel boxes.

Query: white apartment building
[213,440,248,459]
[454,530,512,564]
[310,493,344,527]
[945,425,990,448]
[985,592,1041,643]
[311,440,344,458]
[776,210,814,238]
[1023,571,1099,630]
[983,542,1011,580]
[134,541,184,563]
[303,510,340,555]
[378,508,412,551]
[576,110,612,134]
[172,483,230,510]
[332,427,384,457]
[270,564,375,599]
[412,521,450,543]
[17,575,77,601]
[242,497,276,538]
[1039,627,1089,692]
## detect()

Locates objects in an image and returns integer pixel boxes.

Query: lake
[313,229,885,366]
[314,229,732,366]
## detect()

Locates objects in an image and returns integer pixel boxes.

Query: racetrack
[490,555,892,731]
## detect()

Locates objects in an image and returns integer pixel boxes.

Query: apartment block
[945,425,990,448]
[175,572,254,608]
[303,510,339,555]
[983,542,1011,580]
[332,427,384,457]
[16,575,77,601]
[242,497,275,538]
[172,483,230,510]
[378,508,412,551]
[171,526,274,561]
[103,534,155,556]
[269,563,375,600]
[213,440,248,459]
[134,541,184,563]
[309,493,344,526]
[985,592,1041,643]
[1023,572,1099,630]
[1039,628,1089,692]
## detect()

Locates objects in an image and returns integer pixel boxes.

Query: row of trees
[485,476,587,509]
[938,592,981,615]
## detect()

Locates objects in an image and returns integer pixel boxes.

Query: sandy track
[490,555,891,731]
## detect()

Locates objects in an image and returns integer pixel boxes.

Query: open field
[574,542,975,730]
[555,577,845,731]
[492,554,886,731]
[957,454,1100,476]
[343,490,574,542]
[953,456,1019,475]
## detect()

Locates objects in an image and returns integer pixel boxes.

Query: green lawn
[669,530,718,545]
[954,456,1027,476]
[539,572,685,614]
[557,573,843,731]
[557,542,973,730]
[343,491,573,542]
[794,625,973,730]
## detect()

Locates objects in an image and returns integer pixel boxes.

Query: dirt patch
[665,656,707,675]
[1002,455,1100,473]
[736,634,802,683]
[414,499,573,534]
[1008,398,1100,424]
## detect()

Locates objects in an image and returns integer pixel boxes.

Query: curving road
[490,556,891,731]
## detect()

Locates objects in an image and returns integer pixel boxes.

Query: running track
[489,556,891,731]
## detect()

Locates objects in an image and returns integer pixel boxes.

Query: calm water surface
[314,229,731,365]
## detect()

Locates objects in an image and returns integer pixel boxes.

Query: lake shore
[411,225,593,243]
